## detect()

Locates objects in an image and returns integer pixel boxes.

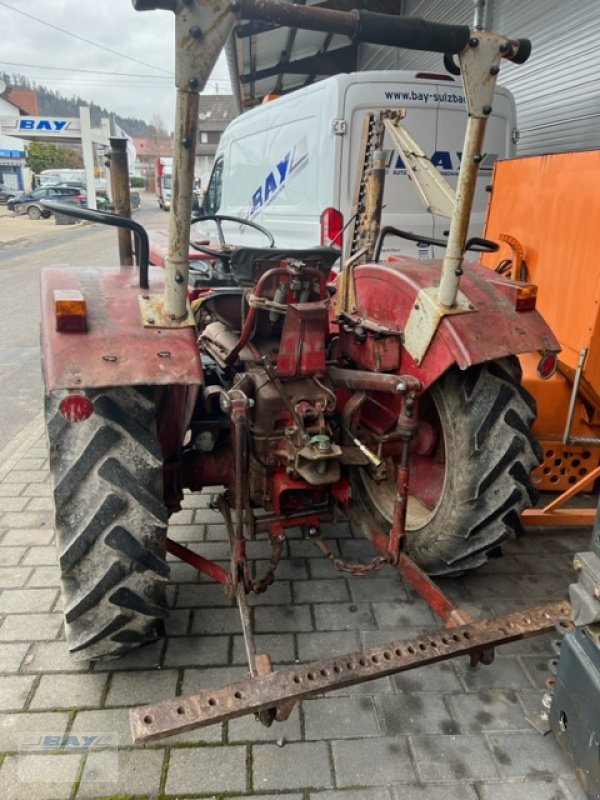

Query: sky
[0,0,232,130]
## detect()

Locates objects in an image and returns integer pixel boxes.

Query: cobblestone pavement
[0,414,591,799]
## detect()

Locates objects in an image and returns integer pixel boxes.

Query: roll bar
[132,0,531,325]
[133,1,530,63]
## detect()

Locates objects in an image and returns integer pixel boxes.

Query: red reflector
[515,284,537,312]
[537,351,558,380]
[56,314,87,332]
[320,207,344,248]
[515,296,537,312]
[59,395,94,422]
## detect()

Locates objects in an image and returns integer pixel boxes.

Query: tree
[26,142,83,174]
[26,142,63,174]
[61,148,84,169]
[148,113,170,156]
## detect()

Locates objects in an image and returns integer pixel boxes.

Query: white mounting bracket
[403,286,477,365]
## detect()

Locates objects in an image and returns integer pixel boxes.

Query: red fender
[41,266,204,392]
[348,258,560,389]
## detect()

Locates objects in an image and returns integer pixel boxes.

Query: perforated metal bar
[131,600,569,743]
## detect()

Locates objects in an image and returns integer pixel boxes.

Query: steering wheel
[189,214,275,267]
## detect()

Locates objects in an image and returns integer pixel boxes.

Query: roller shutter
[358,0,600,155]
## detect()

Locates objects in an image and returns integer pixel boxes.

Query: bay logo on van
[388,150,498,175]
[384,90,466,105]
[249,136,309,218]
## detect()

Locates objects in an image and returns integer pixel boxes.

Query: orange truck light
[54,289,87,332]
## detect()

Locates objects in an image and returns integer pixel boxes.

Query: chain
[307,531,388,577]
[252,536,284,593]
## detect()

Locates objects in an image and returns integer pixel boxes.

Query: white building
[0,95,26,191]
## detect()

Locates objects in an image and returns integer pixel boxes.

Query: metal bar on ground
[368,530,465,624]
[521,508,598,526]
[131,600,569,743]
[166,538,230,586]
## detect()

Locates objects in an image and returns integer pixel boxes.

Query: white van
[202,70,517,259]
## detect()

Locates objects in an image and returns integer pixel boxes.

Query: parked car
[95,188,141,212]
[8,185,86,219]
[0,184,17,206]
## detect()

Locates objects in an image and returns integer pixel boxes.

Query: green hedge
[129,176,145,188]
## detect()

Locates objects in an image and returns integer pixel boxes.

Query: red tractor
[40,1,560,739]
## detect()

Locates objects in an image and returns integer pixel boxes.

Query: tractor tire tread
[351,358,541,576]
[46,386,169,661]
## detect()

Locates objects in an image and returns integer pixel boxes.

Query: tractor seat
[229,246,341,286]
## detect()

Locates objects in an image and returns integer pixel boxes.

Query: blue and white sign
[0,116,81,139]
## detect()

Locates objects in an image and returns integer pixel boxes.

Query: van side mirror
[192,188,205,217]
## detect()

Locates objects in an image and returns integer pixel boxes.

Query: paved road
[0,417,588,799]
[0,199,164,450]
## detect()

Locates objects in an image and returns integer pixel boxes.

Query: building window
[200,132,208,144]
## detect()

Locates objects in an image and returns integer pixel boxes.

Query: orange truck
[481,150,600,523]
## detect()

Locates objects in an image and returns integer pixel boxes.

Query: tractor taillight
[59,395,94,422]
[537,351,558,380]
[320,207,344,248]
[54,289,87,332]
[515,284,537,312]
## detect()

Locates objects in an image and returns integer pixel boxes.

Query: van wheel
[46,386,169,661]
[28,205,42,220]
[350,358,541,576]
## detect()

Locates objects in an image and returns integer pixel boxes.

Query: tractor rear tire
[45,386,169,661]
[350,358,541,576]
